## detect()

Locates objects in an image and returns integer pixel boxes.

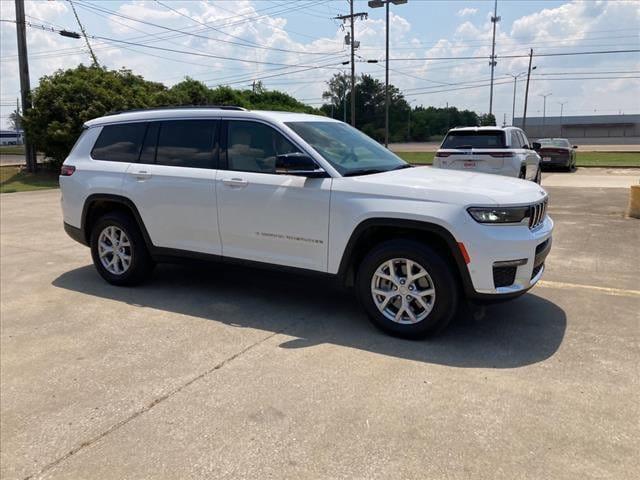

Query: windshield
[285,121,407,176]
[441,130,506,149]
[538,138,570,148]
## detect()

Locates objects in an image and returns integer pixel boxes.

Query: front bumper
[462,215,554,299]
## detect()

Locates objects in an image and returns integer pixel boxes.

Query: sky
[1,0,639,129]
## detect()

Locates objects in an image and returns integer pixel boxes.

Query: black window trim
[138,122,159,164]
[220,118,321,175]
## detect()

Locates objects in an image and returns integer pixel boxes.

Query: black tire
[90,211,154,286]
[355,239,459,339]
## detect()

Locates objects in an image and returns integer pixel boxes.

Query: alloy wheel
[98,225,132,275]
[370,258,436,324]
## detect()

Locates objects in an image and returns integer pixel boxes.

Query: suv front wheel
[90,212,154,286]
[356,240,459,339]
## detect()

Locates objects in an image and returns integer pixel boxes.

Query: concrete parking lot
[1,170,639,479]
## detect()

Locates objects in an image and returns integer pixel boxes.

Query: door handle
[130,170,152,180]
[222,178,248,188]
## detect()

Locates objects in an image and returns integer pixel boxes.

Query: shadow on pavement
[53,262,566,369]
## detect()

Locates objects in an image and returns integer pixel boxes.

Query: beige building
[514,114,640,145]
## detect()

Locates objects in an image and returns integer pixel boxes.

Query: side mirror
[531,142,541,150]
[573,145,578,149]
[276,153,326,177]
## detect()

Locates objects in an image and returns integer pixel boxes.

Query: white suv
[433,126,542,183]
[60,107,552,338]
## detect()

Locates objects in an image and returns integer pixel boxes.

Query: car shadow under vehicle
[52,262,566,369]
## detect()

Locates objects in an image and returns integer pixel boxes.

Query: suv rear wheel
[356,240,459,339]
[90,212,154,285]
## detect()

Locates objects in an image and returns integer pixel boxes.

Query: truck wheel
[356,239,459,339]
[90,212,154,286]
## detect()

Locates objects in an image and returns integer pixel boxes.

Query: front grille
[493,266,517,288]
[528,199,548,230]
[531,263,544,279]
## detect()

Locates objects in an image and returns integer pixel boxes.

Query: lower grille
[531,263,544,280]
[493,266,517,288]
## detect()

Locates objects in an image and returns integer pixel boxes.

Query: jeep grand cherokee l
[60,107,553,338]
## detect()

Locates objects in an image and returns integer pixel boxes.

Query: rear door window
[155,120,217,169]
[91,123,146,162]
[441,131,506,149]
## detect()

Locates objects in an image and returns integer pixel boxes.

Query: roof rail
[105,105,247,116]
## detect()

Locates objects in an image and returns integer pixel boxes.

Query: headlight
[467,206,529,224]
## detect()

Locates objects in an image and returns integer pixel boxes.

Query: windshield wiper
[342,168,388,177]
[391,164,413,170]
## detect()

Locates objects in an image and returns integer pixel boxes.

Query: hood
[334,166,547,206]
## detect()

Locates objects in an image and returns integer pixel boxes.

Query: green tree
[22,66,320,166]
[167,77,213,105]
[321,73,350,121]
[479,113,496,126]
[8,110,22,131]
[23,65,167,164]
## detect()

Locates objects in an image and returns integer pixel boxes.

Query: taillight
[435,151,451,157]
[60,165,76,176]
[488,152,514,158]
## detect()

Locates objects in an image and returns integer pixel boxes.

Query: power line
[390,49,640,61]
[76,0,341,55]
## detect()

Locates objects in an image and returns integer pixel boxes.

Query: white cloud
[457,8,478,17]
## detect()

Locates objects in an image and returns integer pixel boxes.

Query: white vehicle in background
[433,126,542,183]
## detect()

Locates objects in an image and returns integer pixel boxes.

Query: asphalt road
[1,178,638,479]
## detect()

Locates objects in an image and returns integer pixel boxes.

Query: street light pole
[539,92,552,126]
[384,1,390,147]
[369,0,407,147]
[558,101,567,136]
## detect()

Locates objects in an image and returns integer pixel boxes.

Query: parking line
[538,280,640,298]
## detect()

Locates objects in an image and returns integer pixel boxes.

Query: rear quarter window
[442,131,506,149]
[91,123,146,162]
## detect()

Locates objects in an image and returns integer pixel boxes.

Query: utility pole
[335,4,367,127]
[522,48,534,132]
[15,0,37,172]
[488,0,500,116]
[350,0,355,126]
[67,0,98,66]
